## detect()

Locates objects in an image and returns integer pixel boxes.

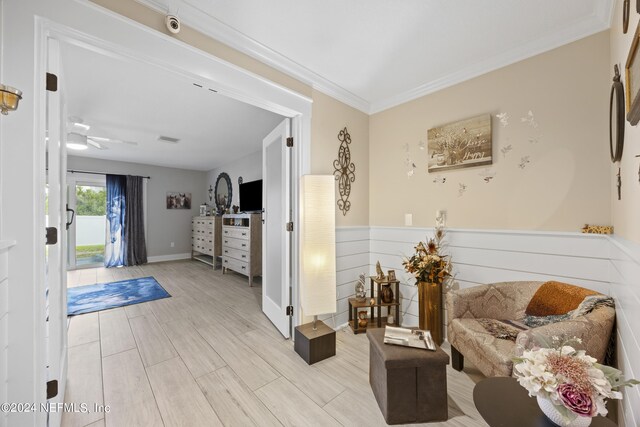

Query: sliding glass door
[67,176,107,269]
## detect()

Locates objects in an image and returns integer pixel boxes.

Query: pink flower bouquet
[513,336,638,425]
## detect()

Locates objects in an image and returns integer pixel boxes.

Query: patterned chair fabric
[446,281,615,378]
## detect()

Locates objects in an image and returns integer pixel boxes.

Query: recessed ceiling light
[67,133,88,150]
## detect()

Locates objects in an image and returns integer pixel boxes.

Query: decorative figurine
[358,311,368,328]
[387,270,396,281]
[381,283,394,304]
[375,261,385,280]
[232,205,239,214]
[355,273,366,302]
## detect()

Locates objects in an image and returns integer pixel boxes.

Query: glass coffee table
[473,377,616,426]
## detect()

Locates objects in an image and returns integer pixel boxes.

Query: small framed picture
[199,205,207,216]
[387,270,396,281]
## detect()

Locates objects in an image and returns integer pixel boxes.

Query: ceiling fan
[67,118,138,151]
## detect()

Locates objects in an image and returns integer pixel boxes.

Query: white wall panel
[320,227,370,329]
[0,242,14,427]
[370,227,611,326]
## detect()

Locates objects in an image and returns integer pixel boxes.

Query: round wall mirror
[215,172,232,212]
[610,65,625,163]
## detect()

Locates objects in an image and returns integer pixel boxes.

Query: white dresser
[221,213,262,286]
[191,216,222,268]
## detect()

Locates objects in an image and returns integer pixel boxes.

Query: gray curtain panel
[124,175,148,266]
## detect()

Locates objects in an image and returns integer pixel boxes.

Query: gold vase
[418,281,443,345]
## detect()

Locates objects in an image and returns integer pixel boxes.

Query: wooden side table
[370,276,400,328]
[473,377,616,427]
[348,276,401,334]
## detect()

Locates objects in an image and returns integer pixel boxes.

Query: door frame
[2,0,311,421]
[36,5,312,330]
[37,1,313,338]
[66,174,107,270]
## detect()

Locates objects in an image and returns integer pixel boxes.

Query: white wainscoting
[0,241,15,427]
[319,227,370,329]
[608,237,640,427]
[370,227,611,327]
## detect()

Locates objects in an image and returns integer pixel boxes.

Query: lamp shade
[300,175,336,317]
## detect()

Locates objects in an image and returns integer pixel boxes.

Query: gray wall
[67,156,207,259]
[207,149,262,209]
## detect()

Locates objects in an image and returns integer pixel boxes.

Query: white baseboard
[147,253,192,263]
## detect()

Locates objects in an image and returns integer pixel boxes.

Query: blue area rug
[67,276,170,316]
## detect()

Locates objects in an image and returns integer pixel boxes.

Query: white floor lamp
[294,175,337,364]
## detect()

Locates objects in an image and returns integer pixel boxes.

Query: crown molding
[134,0,370,113]
[134,0,612,116]
[369,4,614,114]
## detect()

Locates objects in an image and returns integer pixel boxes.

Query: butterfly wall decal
[458,183,467,197]
[496,112,509,127]
[432,175,446,185]
[500,145,513,158]
[479,168,496,183]
[519,156,531,169]
[521,110,538,128]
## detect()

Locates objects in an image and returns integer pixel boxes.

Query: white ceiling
[60,42,284,171]
[139,0,613,113]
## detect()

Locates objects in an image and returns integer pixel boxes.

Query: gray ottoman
[367,329,449,424]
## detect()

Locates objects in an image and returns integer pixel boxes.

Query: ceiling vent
[157,135,180,144]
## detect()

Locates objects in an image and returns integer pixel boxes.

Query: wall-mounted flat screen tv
[239,179,262,212]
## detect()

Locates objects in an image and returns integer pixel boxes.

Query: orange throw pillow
[525,281,599,316]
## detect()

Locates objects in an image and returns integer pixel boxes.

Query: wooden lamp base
[294,320,336,365]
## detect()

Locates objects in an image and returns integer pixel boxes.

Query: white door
[262,119,292,338]
[45,37,68,426]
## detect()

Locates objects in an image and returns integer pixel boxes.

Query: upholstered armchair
[446,281,615,377]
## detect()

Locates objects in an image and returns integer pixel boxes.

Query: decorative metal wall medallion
[333,127,355,216]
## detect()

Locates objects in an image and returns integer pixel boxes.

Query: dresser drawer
[223,227,250,240]
[222,237,249,250]
[223,256,248,274]
[202,238,213,250]
[193,226,208,236]
[222,247,249,263]
[194,219,207,227]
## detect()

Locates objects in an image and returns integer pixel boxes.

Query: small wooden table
[473,377,616,427]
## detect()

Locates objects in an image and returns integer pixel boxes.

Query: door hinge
[45,227,58,245]
[46,73,58,92]
[46,380,58,399]
[286,222,293,232]
[286,305,294,316]
[286,137,293,147]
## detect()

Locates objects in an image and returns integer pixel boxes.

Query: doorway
[67,177,107,270]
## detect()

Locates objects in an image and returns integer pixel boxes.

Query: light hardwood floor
[63,260,489,427]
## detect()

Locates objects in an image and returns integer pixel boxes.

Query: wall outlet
[170,242,175,248]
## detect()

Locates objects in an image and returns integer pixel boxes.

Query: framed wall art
[166,192,192,209]
[427,114,492,173]
[625,22,640,125]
